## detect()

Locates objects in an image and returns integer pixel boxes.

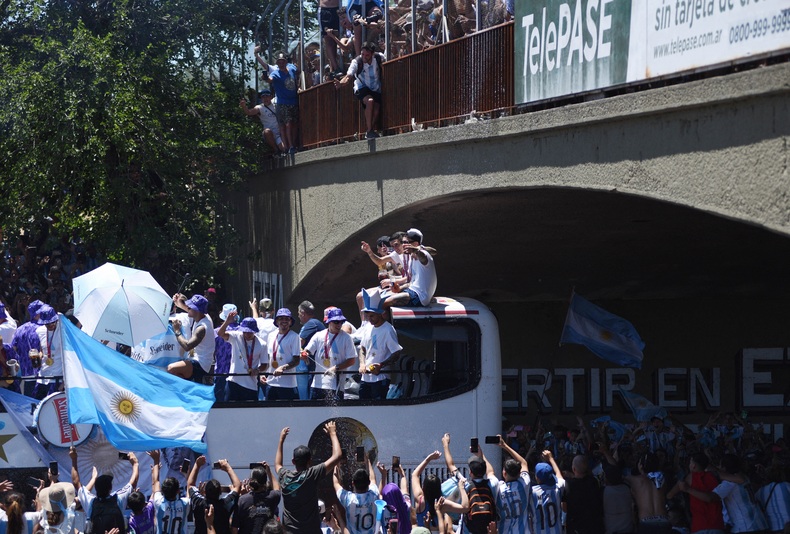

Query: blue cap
[535,463,556,486]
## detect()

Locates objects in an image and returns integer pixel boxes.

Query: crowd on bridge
[240,0,514,153]
[1,413,788,534]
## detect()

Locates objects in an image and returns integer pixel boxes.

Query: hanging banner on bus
[515,0,790,104]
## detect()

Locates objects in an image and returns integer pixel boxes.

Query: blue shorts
[359,379,389,399]
[405,288,423,307]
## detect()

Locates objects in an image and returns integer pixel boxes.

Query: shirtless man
[625,453,670,534]
[319,0,343,76]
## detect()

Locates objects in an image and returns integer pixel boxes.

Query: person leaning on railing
[333,41,385,140]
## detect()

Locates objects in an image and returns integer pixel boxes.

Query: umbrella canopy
[73,263,172,347]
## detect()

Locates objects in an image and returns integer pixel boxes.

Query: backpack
[464,479,497,534]
[88,496,127,534]
[352,53,383,83]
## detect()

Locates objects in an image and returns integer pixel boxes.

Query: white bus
[206,296,502,480]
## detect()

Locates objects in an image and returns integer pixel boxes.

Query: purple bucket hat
[325,308,347,324]
[239,317,259,334]
[0,303,6,320]
[28,299,45,319]
[185,294,209,314]
[36,305,58,325]
[275,308,294,325]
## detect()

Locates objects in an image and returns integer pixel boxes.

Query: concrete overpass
[223,60,790,423]
[225,61,790,305]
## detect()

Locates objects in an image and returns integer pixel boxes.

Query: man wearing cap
[334,41,385,140]
[324,306,357,335]
[255,47,300,155]
[265,308,301,401]
[213,304,240,403]
[33,305,63,400]
[70,446,140,533]
[218,310,267,402]
[240,90,286,157]
[358,288,402,399]
[529,450,565,534]
[168,293,215,385]
[11,299,44,396]
[381,228,436,311]
[303,308,356,400]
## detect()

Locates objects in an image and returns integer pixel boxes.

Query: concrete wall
[225,61,790,302]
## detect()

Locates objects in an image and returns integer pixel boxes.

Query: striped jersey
[756,481,790,532]
[712,479,768,533]
[494,471,530,534]
[529,479,566,534]
[152,492,190,534]
[337,487,379,534]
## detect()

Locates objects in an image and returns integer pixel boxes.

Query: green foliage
[0,0,281,291]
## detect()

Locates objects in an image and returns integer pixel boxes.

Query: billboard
[516,0,790,103]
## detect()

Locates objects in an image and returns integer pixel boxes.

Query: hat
[0,303,6,319]
[275,308,294,325]
[28,299,45,318]
[259,89,272,97]
[185,294,209,315]
[274,51,288,62]
[239,317,259,334]
[325,308,347,324]
[40,482,76,512]
[361,288,385,314]
[535,463,557,486]
[323,306,338,322]
[260,298,274,312]
[406,228,423,244]
[219,303,237,321]
[36,305,58,325]
[94,473,114,495]
[468,456,485,477]
[206,288,216,294]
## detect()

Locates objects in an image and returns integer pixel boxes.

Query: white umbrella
[73,263,172,347]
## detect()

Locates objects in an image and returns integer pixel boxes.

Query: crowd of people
[2,415,788,534]
[0,227,437,405]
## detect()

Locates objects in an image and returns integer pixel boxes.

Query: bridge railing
[299,21,514,148]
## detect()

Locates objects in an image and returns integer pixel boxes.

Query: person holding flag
[217,311,267,402]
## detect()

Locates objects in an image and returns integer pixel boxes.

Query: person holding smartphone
[334,449,379,534]
[188,456,241,534]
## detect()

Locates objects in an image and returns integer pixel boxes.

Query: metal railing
[299,21,514,148]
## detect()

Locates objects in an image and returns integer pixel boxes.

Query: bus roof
[390,296,486,319]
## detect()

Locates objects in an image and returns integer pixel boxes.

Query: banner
[130,324,184,370]
[516,0,790,103]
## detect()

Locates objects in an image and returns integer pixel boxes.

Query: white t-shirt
[0,319,17,345]
[359,321,402,383]
[0,510,44,534]
[266,330,301,389]
[191,316,215,372]
[226,330,267,390]
[37,323,62,384]
[304,329,356,390]
[387,251,404,274]
[409,248,436,306]
[256,317,277,342]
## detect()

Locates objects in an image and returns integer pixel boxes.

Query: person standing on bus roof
[276,423,343,534]
[358,288,402,399]
[334,448,379,534]
[265,309,301,401]
[169,294,215,385]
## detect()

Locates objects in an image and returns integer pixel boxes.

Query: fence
[299,21,514,148]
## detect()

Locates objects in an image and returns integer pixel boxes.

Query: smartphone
[484,436,499,444]
[470,438,479,453]
[213,462,221,469]
[356,446,365,462]
[27,477,40,487]
[118,452,130,460]
[181,459,191,474]
[392,456,400,468]
[249,462,264,469]
[50,461,58,477]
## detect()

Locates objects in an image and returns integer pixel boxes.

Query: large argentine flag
[61,317,214,453]
[561,293,645,369]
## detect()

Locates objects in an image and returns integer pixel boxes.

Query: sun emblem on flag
[110,391,141,423]
[599,330,612,341]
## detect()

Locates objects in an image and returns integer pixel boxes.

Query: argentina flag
[61,317,214,453]
[619,387,667,422]
[561,293,645,369]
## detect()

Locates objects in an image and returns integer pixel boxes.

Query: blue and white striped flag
[561,293,645,369]
[61,316,214,453]
[619,387,667,422]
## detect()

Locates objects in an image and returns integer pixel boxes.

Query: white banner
[130,324,185,370]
